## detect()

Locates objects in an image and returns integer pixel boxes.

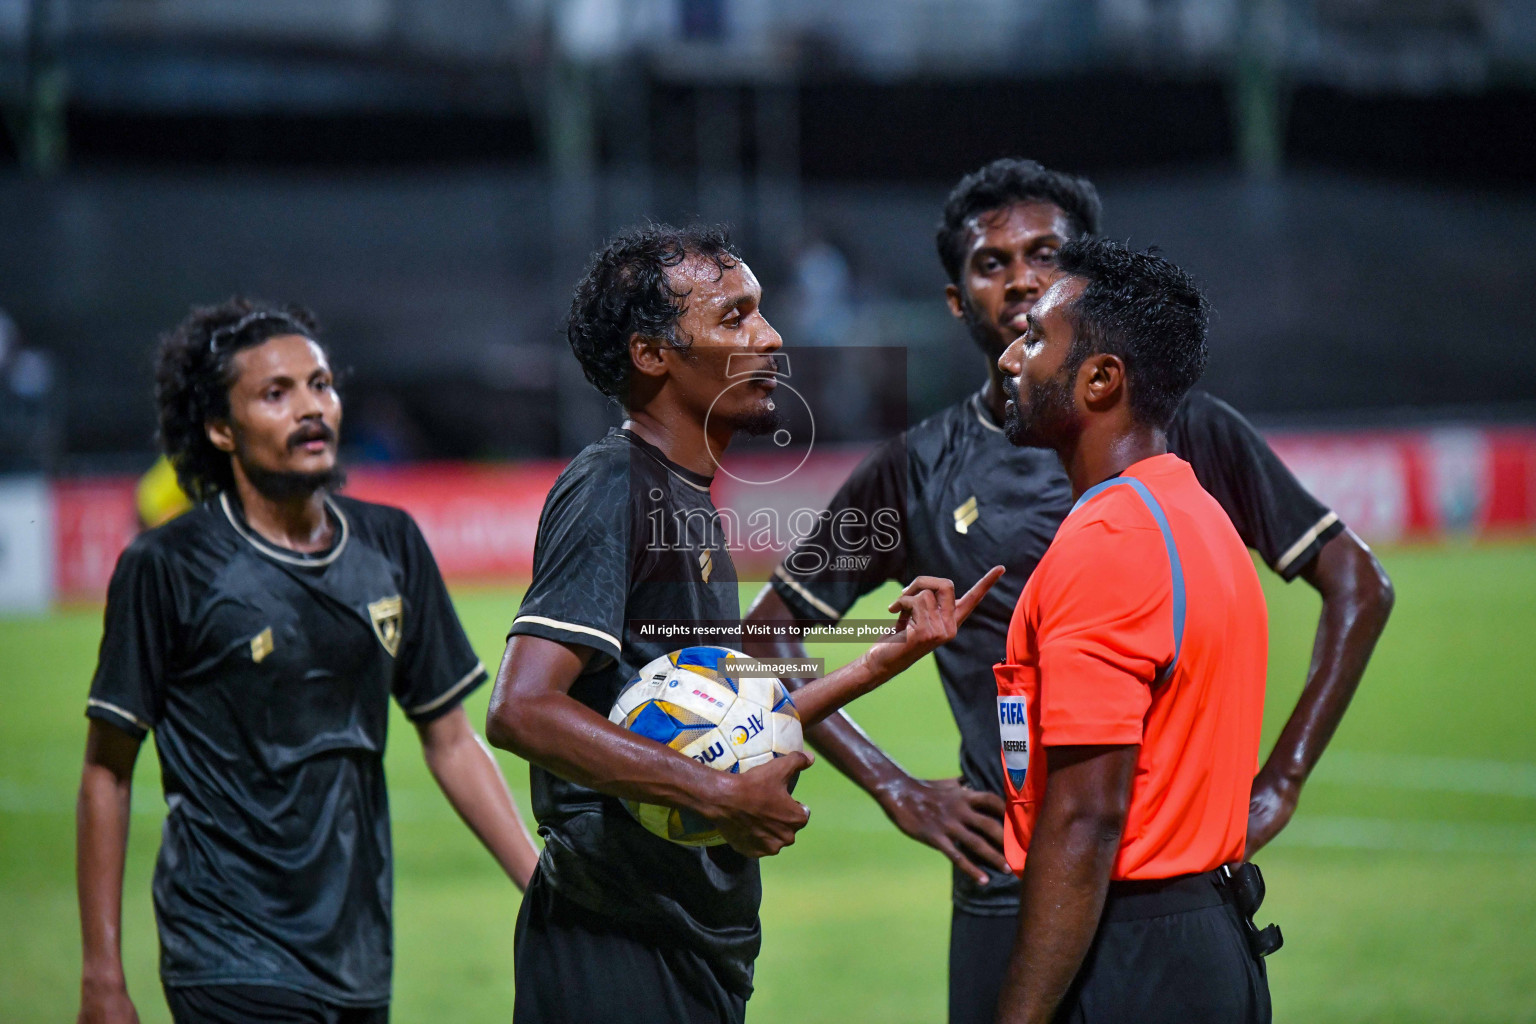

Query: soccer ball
[609,646,804,846]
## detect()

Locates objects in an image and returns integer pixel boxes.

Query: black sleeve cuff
[1273,513,1346,581]
[507,615,623,664]
[769,567,843,623]
[85,699,152,739]
[401,662,489,723]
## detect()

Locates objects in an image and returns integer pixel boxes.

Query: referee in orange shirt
[992,238,1273,1023]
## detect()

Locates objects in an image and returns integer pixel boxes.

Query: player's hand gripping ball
[609,646,804,846]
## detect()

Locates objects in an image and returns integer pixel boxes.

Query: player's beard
[240,459,347,501]
[1001,370,1078,449]
[687,348,784,438]
[730,397,783,438]
[959,289,1011,364]
[233,427,347,502]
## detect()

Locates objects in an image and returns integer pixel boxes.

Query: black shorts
[163,985,387,1024]
[950,873,1271,1024]
[949,903,1017,1024]
[512,868,748,1024]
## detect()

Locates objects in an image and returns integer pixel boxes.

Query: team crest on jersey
[953,495,979,535]
[368,595,404,657]
[249,626,274,664]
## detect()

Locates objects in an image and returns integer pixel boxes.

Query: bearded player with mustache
[76,299,540,1024]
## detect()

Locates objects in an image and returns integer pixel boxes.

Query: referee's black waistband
[1101,869,1227,922]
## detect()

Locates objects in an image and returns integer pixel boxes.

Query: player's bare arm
[744,586,1007,885]
[76,720,143,1024]
[995,744,1138,1024]
[486,634,812,858]
[789,567,1005,728]
[1248,526,1394,854]
[415,705,541,890]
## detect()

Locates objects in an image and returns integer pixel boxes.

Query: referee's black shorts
[512,867,748,1024]
[950,872,1271,1024]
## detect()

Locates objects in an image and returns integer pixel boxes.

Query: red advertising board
[1268,426,1536,543]
[53,478,139,602]
[344,463,564,582]
[49,427,1536,603]
[52,463,568,600]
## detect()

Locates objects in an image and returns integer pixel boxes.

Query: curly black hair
[565,223,741,404]
[1055,238,1209,429]
[154,297,323,500]
[936,158,1103,284]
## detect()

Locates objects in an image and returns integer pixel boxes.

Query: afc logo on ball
[731,711,766,746]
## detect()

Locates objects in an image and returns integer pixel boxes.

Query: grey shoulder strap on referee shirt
[1070,476,1187,681]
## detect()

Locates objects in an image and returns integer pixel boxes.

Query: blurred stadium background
[2,0,1534,1020]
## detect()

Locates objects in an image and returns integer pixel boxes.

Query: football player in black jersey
[745,158,1396,1024]
[76,300,541,1024]
[485,224,1000,1024]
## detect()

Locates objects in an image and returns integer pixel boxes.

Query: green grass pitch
[2,542,1534,1022]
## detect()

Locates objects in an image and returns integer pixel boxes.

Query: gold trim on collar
[220,492,350,567]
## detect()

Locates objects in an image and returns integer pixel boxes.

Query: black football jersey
[771,389,1342,913]
[506,428,760,996]
[86,493,486,1005]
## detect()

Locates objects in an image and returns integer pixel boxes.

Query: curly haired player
[76,299,539,1024]
[486,224,999,1024]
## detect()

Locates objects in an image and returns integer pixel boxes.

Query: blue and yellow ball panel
[669,645,745,693]
[612,647,807,847]
[622,700,716,748]
[625,800,727,846]
[671,646,734,671]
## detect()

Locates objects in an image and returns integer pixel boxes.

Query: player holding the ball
[485,224,1000,1024]
[607,646,811,848]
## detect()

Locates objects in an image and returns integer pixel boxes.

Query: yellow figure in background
[136,454,193,529]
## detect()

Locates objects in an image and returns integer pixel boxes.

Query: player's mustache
[287,421,336,450]
[1001,375,1020,406]
[720,352,786,377]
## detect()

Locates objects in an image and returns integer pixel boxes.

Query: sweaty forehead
[965,201,1072,251]
[1034,275,1087,324]
[669,255,758,304]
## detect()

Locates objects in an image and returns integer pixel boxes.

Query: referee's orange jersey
[995,453,1268,880]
